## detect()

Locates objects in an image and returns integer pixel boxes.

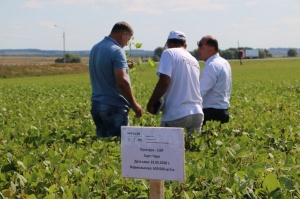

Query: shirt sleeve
[157,50,173,77]
[112,48,128,69]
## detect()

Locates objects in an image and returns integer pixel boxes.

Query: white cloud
[244,1,259,6]
[38,21,57,29]
[53,0,97,5]
[95,0,229,14]
[22,0,45,8]
[22,0,230,14]
[225,23,245,29]
[162,0,228,11]
[225,17,260,30]
[12,23,22,30]
[280,16,300,24]
[22,0,97,8]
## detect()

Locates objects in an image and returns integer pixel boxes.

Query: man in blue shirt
[197,35,232,125]
[89,21,142,138]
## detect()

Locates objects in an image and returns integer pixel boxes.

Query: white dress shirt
[200,53,232,109]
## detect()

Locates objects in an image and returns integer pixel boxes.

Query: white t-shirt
[157,48,203,121]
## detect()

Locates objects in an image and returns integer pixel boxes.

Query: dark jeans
[203,108,229,125]
[91,101,129,138]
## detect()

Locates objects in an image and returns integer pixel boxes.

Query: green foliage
[189,49,199,60]
[220,49,237,59]
[263,49,272,58]
[191,48,273,60]
[147,57,155,67]
[287,48,298,57]
[0,59,300,198]
[259,49,267,58]
[153,47,164,61]
[128,36,143,51]
[55,53,81,63]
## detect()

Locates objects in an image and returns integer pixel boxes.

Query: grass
[229,58,300,81]
[0,56,89,78]
[1,56,299,80]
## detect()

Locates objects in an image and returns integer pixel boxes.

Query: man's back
[89,36,129,108]
[158,48,203,121]
[200,53,232,109]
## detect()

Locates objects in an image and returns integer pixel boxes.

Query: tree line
[55,47,298,63]
[152,47,298,62]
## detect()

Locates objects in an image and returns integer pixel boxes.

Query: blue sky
[1,0,300,52]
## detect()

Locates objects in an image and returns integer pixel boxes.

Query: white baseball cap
[164,30,186,49]
[167,30,186,40]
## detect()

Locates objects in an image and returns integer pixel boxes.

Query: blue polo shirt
[89,36,130,108]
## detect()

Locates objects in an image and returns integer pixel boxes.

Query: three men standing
[89,21,231,138]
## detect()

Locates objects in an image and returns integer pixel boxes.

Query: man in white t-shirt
[147,31,204,134]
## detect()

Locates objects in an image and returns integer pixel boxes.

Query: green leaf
[74,148,86,160]
[44,195,55,199]
[1,189,14,198]
[87,169,95,181]
[279,176,296,191]
[134,43,143,49]
[80,182,89,199]
[137,57,142,66]
[148,58,155,67]
[183,190,190,199]
[263,173,280,193]
[62,189,73,199]
[26,194,37,199]
[48,184,58,194]
[59,172,69,184]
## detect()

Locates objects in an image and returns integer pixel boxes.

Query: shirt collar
[206,53,220,64]
[105,36,122,48]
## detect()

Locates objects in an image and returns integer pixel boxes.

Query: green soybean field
[0,58,299,199]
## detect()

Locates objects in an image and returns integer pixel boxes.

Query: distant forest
[0,49,154,58]
[0,48,299,58]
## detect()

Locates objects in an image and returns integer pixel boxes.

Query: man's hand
[147,102,155,115]
[127,60,134,69]
[132,103,143,118]
[114,68,142,118]
[147,74,170,115]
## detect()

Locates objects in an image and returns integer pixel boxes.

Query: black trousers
[203,108,229,125]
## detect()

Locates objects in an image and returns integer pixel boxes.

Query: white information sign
[121,126,185,182]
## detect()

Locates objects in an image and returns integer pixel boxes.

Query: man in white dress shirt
[197,35,232,125]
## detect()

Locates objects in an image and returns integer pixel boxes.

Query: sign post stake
[150,179,164,199]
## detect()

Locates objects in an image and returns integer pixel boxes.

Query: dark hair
[206,38,218,51]
[111,21,134,35]
[167,39,186,47]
